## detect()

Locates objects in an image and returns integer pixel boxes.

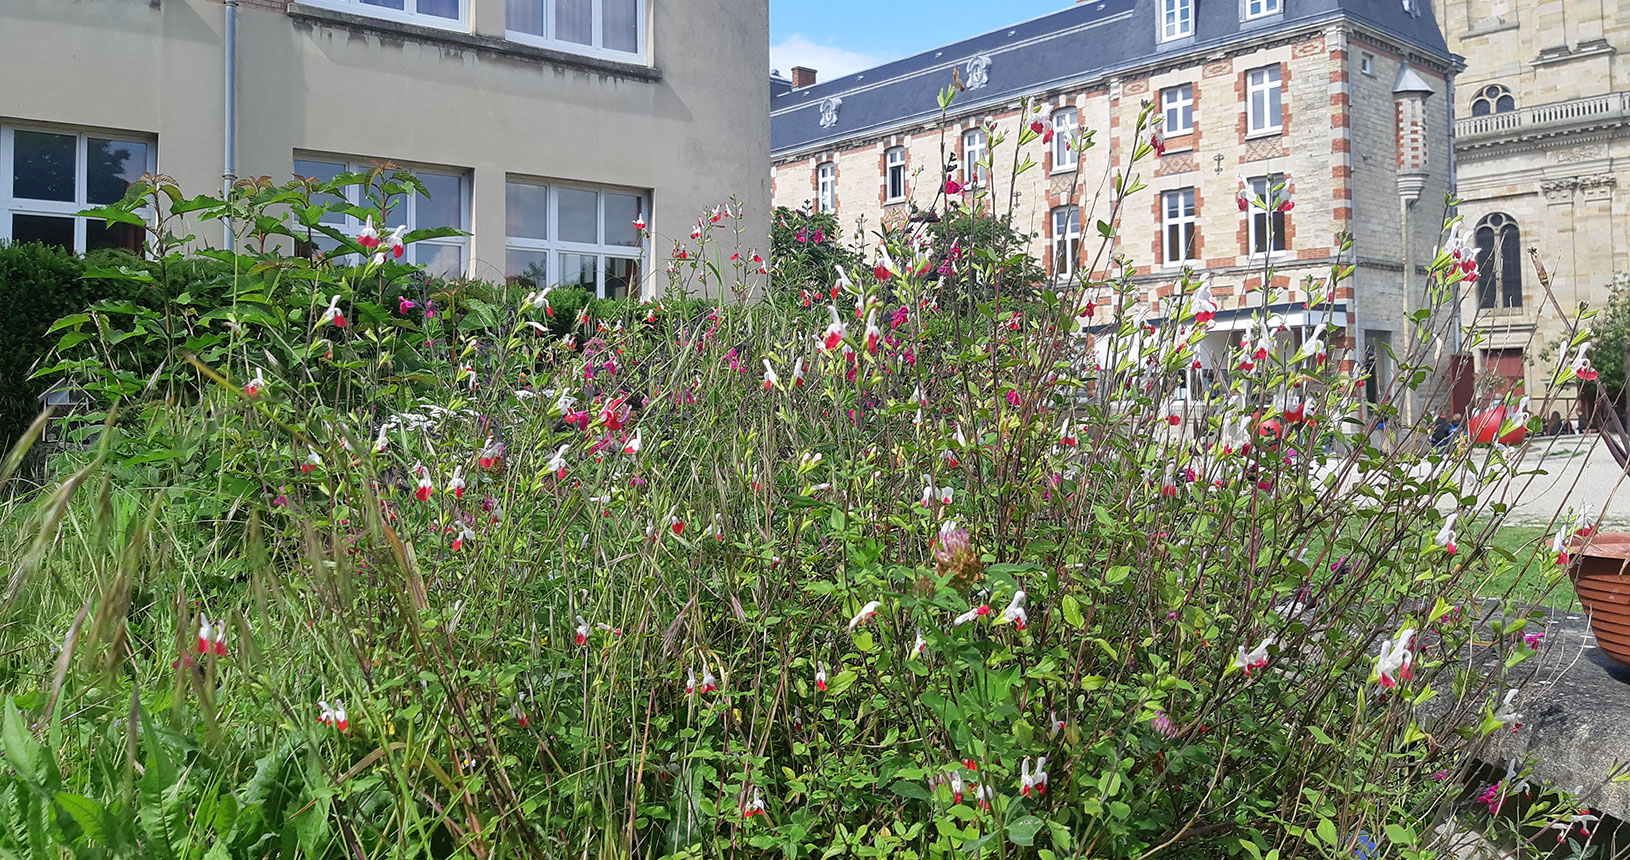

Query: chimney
[792,66,818,88]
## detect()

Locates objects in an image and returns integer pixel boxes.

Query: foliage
[770,207,861,303]
[1576,273,1630,416]
[0,91,1611,860]
[918,203,1044,306]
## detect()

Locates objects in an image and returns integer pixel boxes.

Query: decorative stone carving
[818,97,842,129]
[1580,174,1618,202]
[964,55,992,91]
[1551,145,1608,164]
[1540,177,1578,204]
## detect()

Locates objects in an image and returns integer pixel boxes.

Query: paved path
[1453,434,1630,527]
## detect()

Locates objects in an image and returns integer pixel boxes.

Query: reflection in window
[504,178,649,298]
[2,125,153,254]
[1474,213,1522,309]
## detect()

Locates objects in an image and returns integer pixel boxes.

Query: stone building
[771,0,1461,412]
[0,0,769,298]
[1432,0,1629,418]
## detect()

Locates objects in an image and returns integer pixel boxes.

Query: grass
[1473,524,1579,611]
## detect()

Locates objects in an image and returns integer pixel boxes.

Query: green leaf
[54,793,107,843]
[1007,815,1044,846]
[1,700,53,789]
[1061,595,1084,629]
[889,780,929,801]
[1315,818,1338,848]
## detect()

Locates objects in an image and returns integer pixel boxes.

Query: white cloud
[771,34,890,82]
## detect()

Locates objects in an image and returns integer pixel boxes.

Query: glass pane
[555,0,592,44]
[361,0,407,9]
[603,193,642,246]
[604,0,639,52]
[13,131,77,202]
[558,188,598,243]
[507,250,550,286]
[507,0,545,35]
[418,173,465,230]
[86,139,149,204]
[12,214,75,250]
[560,253,598,292]
[415,0,459,17]
[506,182,549,240]
[606,257,639,299]
[416,242,466,279]
[294,159,349,225]
[85,218,143,254]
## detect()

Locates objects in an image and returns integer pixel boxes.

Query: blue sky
[770,0,1066,81]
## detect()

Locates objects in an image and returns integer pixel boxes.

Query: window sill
[1050,165,1080,176]
[1246,251,1291,262]
[1244,128,1283,141]
[1160,260,1202,270]
[883,198,908,206]
[286,3,662,82]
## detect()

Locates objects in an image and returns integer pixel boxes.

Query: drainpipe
[223,0,239,250]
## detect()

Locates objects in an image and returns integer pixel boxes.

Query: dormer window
[1161,0,1194,41]
[1244,0,1281,19]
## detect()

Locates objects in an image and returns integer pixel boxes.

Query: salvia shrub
[0,96,1608,860]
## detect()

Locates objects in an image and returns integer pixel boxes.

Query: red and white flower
[357,216,381,250]
[1192,275,1217,324]
[1374,628,1415,688]
[451,522,475,551]
[1552,527,1572,567]
[318,699,348,732]
[320,295,347,328]
[821,306,848,352]
[792,356,806,386]
[1434,513,1458,554]
[1571,342,1599,381]
[742,787,765,818]
[863,309,881,355]
[624,428,643,456]
[412,463,434,501]
[666,507,685,536]
[911,628,928,658]
[245,368,266,397]
[762,359,779,391]
[953,602,992,627]
[848,600,881,632]
[448,466,466,499]
[547,445,569,479]
[1577,505,1597,538]
[998,590,1027,630]
[301,448,321,473]
[1233,637,1273,674]
[479,435,505,469]
[1494,689,1523,730]
[815,661,829,692]
[1059,419,1079,448]
[196,614,227,655]
[574,615,591,646]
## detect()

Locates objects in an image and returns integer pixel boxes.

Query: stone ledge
[285,3,662,83]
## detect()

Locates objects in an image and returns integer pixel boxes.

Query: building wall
[0,0,770,297]
[1433,0,1630,414]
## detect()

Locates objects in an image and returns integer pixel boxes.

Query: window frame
[503,176,649,300]
[884,147,908,203]
[1160,0,1195,41]
[1246,65,1284,136]
[1050,108,1080,172]
[1360,52,1376,77]
[1243,0,1281,19]
[1246,174,1289,257]
[1161,84,1195,137]
[1471,84,1516,117]
[1050,204,1081,278]
[291,154,472,279]
[1474,213,1523,310]
[0,123,156,255]
[1161,187,1198,266]
[961,128,989,188]
[504,0,647,63]
[302,0,469,31]
[816,162,836,213]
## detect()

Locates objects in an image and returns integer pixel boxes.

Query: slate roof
[771,0,1456,157]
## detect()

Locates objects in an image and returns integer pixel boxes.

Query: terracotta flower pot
[1571,533,1630,668]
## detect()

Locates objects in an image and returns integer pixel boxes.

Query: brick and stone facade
[1433,0,1630,420]
[772,0,1461,417]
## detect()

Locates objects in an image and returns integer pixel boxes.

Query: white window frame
[292,155,472,278]
[0,123,156,255]
[503,177,649,299]
[504,0,647,63]
[962,128,989,188]
[1051,108,1079,172]
[816,162,836,213]
[301,0,469,32]
[1050,205,1081,278]
[1162,84,1194,137]
[1244,0,1281,19]
[1360,53,1375,77]
[1246,66,1284,136]
[1162,187,1197,266]
[884,147,907,203]
[1246,174,1289,257]
[1161,0,1194,41]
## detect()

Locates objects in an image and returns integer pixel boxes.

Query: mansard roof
[771,0,1456,157]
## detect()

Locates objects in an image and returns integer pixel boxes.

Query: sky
[770,0,1067,82]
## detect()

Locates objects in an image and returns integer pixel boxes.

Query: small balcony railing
[1456,91,1630,140]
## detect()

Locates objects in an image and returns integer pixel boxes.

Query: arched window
[1470,85,1515,117]
[1474,213,1522,309]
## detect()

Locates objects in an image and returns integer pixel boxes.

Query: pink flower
[944,178,963,195]
[1005,389,1021,407]
[1153,710,1177,739]
[398,296,417,314]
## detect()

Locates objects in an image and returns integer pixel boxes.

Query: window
[505,178,647,299]
[1162,188,1197,264]
[1474,213,1522,309]
[884,147,907,203]
[1246,66,1283,135]
[816,163,835,213]
[507,0,645,60]
[304,0,464,28]
[1247,175,1288,254]
[1050,205,1081,277]
[1470,85,1516,117]
[1,125,153,255]
[1162,84,1194,137]
[1161,0,1194,40]
[1244,0,1281,18]
[292,157,470,278]
[962,128,989,187]
[1051,109,1079,171]
[1360,53,1375,76]
[1481,348,1525,398]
